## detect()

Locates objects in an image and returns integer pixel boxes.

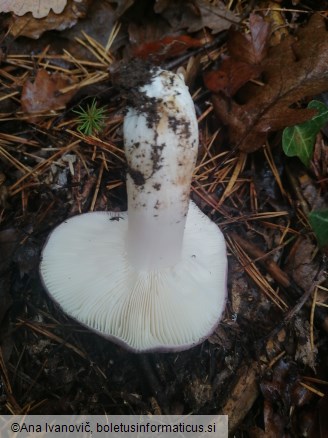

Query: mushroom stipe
[40,65,228,352]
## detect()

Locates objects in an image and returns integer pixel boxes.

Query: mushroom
[40,64,227,352]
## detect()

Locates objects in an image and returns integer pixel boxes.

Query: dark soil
[0,2,327,437]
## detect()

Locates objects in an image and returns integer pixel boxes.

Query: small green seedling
[73,98,107,136]
[282,100,328,167]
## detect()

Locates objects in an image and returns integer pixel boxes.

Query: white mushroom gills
[124,70,198,270]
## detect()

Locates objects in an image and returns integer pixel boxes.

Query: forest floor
[0,1,327,436]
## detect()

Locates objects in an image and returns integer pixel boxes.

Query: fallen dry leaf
[0,0,68,18]
[156,0,238,34]
[212,14,328,152]
[204,57,261,96]
[128,0,235,62]
[21,69,76,115]
[9,0,89,39]
[228,13,271,65]
[65,0,134,52]
[204,14,269,97]
[284,236,325,292]
[133,34,203,61]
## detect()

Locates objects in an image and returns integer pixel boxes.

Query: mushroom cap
[40,201,227,352]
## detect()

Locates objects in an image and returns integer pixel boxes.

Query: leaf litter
[210,14,328,152]
[0,1,327,436]
[7,0,90,39]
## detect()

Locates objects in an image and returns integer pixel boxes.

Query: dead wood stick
[221,361,259,432]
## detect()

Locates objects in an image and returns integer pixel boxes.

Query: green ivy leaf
[308,209,328,247]
[282,100,328,167]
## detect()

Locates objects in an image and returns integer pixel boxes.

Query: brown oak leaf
[21,69,76,115]
[228,13,271,65]
[204,14,269,98]
[9,0,89,39]
[212,14,328,152]
[204,57,261,96]
[156,0,238,34]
